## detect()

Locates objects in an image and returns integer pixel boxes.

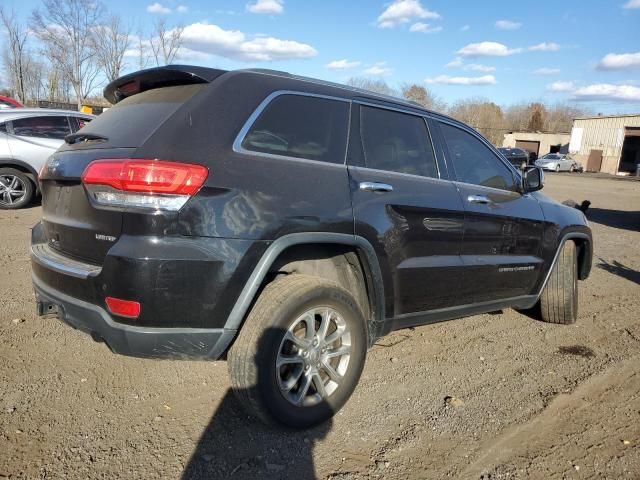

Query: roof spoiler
[103,65,227,104]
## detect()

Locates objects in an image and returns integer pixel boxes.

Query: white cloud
[177,5,188,13]
[460,25,470,32]
[445,57,494,72]
[597,52,640,71]
[409,22,442,33]
[534,67,561,75]
[528,42,560,52]
[246,0,284,15]
[495,19,522,30]
[177,22,316,61]
[547,81,575,92]
[572,83,640,102]
[364,62,393,76]
[377,0,440,28]
[147,2,171,14]
[425,74,496,86]
[326,59,361,70]
[623,0,640,8]
[457,41,521,57]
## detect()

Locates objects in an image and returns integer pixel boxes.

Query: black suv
[498,147,531,168]
[31,66,592,428]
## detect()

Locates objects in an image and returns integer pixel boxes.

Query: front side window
[360,106,438,178]
[439,122,516,191]
[241,94,350,164]
[11,116,71,140]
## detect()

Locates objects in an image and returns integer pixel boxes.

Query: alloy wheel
[0,174,26,206]
[276,307,352,407]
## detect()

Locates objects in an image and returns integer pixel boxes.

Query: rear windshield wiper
[65,132,109,144]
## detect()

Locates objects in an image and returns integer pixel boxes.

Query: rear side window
[241,94,350,164]
[439,122,516,191]
[11,116,71,140]
[0,123,6,133]
[360,106,438,178]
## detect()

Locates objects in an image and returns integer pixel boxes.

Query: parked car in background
[535,153,577,172]
[498,147,530,168]
[0,109,94,209]
[0,95,23,109]
[31,65,593,428]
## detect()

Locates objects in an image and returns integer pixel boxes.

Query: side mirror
[522,166,544,193]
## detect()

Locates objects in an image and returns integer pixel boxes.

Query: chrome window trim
[348,165,454,185]
[232,90,351,166]
[435,118,523,193]
[356,101,442,180]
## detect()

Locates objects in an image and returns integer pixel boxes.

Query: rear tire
[227,274,367,428]
[0,168,34,210]
[539,241,578,324]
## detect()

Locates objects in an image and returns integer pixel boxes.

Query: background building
[569,114,640,175]
[502,131,571,159]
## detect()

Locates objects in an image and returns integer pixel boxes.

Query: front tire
[539,241,578,324]
[0,168,34,209]
[228,274,367,428]
[555,164,560,173]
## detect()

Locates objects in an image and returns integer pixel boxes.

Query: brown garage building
[569,114,640,175]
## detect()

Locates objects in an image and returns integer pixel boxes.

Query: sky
[4,0,640,113]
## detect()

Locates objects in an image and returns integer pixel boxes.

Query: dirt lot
[1,174,639,479]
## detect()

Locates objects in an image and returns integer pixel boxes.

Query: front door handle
[467,194,492,204]
[359,182,394,193]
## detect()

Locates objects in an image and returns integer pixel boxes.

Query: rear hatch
[39,71,217,264]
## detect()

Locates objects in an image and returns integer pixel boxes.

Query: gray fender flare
[534,232,592,300]
[224,232,385,336]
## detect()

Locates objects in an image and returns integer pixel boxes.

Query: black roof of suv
[31,65,592,428]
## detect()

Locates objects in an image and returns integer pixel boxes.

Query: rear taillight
[81,159,208,211]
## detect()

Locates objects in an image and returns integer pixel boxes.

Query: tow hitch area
[36,299,59,317]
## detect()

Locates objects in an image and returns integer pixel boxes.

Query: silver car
[535,153,575,172]
[0,109,94,209]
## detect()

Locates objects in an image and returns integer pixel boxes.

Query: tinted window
[360,106,438,178]
[0,123,6,133]
[70,116,92,133]
[76,84,205,149]
[242,94,349,164]
[440,122,516,191]
[11,116,71,140]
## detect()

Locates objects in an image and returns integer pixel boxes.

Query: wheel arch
[536,231,592,300]
[0,158,40,194]
[224,233,385,345]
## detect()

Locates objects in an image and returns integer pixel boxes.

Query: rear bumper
[33,275,236,359]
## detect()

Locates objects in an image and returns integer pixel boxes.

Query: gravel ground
[1,173,639,479]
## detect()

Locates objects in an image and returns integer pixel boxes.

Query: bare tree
[401,83,446,112]
[31,0,106,109]
[0,7,29,103]
[526,102,546,132]
[150,19,184,66]
[135,29,151,71]
[92,15,131,83]
[347,77,398,97]
[448,99,505,145]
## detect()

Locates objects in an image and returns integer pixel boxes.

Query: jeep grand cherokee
[31,65,592,428]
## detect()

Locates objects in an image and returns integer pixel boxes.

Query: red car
[0,95,23,109]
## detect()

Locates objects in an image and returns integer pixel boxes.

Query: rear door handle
[467,194,492,204]
[359,182,394,193]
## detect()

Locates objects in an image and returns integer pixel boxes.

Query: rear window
[72,84,205,148]
[241,94,350,164]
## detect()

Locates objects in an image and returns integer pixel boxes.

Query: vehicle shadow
[597,258,640,286]
[585,207,640,232]
[181,327,332,479]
